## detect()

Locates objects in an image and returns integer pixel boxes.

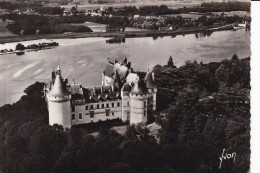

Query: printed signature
[219,148,236,169]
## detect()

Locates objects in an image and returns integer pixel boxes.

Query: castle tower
[144,70,157,111]
[129,79,148,124]
[47,66,72,128]
[121,83,131,122]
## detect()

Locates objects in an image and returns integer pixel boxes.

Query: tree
[167,56,176,68]
[232,53,239,61]
[16,43,25,50]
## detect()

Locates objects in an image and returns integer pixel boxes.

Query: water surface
[0,29,250,106]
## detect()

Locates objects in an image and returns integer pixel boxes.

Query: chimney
[127,62,131,69]
[52,71,55,80]
[93,86,96,95]
[64,78,68,85]
[111,85,114,92]
[124,57,127,64]
[115,60,118,64]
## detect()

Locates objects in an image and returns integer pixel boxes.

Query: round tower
[144,71,157,111]
[129,80,148,124]
[121,83,131,122]
[47,66,72,128]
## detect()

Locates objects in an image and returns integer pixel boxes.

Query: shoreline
[0,25,234,44]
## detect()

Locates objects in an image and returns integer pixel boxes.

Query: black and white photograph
[0,0,252,172]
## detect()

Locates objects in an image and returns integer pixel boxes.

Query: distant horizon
[0,0,251,3]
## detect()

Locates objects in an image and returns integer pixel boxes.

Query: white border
[251,1,260,173]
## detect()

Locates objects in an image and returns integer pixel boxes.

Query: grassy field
[61,1,201,11]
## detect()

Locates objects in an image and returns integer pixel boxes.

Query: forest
[0,55,250,173]
[105,2,250,16]
[3,14,93,35]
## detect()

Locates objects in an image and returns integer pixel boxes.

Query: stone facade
[45,58,157,128]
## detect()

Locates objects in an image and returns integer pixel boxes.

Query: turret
[124,57,127,64]
[144,70,157,111]
[47,65,72,128]
[129,79,148,124]
[121,83,131,122]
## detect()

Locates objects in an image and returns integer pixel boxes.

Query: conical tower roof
[48,73,70,98]
[144,71,157,89]
[130,80,146,95]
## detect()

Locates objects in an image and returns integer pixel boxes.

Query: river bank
[0,25,233,44]
[0,29,250,106]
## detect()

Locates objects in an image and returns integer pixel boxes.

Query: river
[0,29,250,106]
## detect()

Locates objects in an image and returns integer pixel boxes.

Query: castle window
[90,105,93,109]
[112,112,114,116]
[106,103,109,108]
[90,110,94,118]
[106,109,109,116]
[72,106,75,112]
[112,103,114,107]
[117,102,120,107]
[102,104,104,108]
[85,105,88,110]
[97,104,100,109]
[79,113,82,119]
[72,114,75,120]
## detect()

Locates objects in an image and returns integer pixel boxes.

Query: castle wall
[48,100,71,128]
[72,100,122,125]
[152,89,157,111]
[148,88,157,111]
[129,94,148,124]
[121,92,130,122]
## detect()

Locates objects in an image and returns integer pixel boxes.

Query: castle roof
[104,62,129,80]
[126,72,139,85]
[121,83,131,92]
[104,62,114,77]
[130,80,146,95]
[79,85,121,103]
[48,74,71,97]
[144,71,157,89]
[114,63,128,79]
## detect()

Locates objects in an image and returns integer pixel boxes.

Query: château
[44,58,157,128]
